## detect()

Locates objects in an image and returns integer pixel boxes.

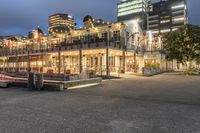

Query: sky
[0,0,199,36]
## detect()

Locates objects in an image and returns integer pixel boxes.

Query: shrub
[145,62,160,69]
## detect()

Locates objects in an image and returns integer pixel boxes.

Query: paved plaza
[0,72,200,133]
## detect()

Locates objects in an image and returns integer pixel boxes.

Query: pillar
[106,48,109,77]
[79,50,82,73]
[134,52,137,73]
[123,51,126,73]
[16,56,19,72]
[58,50,61,74]
[41,55,44,73]
[27,52,31,73]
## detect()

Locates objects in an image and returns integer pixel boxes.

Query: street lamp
[79,32,83,74]
[106,25,112,78]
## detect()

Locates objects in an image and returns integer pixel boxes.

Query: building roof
[83,15,93,22]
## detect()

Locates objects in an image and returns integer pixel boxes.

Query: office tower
[49,13,75,34]
[117,0,150,30]
[148,0,188,34]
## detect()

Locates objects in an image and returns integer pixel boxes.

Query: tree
[163,24,200,69]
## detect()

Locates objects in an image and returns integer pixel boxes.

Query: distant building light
[172,28,178,31]
[160,29,170,33]
[68,15,73,19]
[151,30,159,34]
[173,17,184,22]
[171,4,185,9]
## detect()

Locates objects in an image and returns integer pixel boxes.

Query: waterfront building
[0,15,172,76]
[148,0,188,34]
[49,13,75,35]
[0,15,139,75]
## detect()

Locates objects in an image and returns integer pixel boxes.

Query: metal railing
[0,39,123,56]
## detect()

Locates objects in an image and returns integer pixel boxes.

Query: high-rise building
[49,13,75,35]
[117,0,150,30]
[148,0,188,34]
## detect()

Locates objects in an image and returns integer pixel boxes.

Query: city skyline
[0,0,199,36]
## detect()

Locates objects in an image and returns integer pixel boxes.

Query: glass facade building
[148,0,188,34]
[49,13,75,35]
[117,0,150,30]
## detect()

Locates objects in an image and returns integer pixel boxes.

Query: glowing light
[173,17,184,22]
[68,83,100,90]
[147,31,153,44]
[68,15,73,19]
[160,29,170,33]
[171,4,185,9]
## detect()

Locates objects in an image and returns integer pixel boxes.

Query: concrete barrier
[43,83,64,91]
[35,73,44,90]
[11,81,27,88]
[63,78,102,89]
[0,77,102,91]
[0,80,11,88]
[28,72,35,89]
[143,68,162,76]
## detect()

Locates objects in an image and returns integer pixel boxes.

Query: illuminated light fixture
[68,15,73,19]
[147,31,153,44]
[160,29,170,33]
[136,18,140,23]
[68,83,100,90]
[173,17,184,22]
[151,30,159,34]
[172,28,178,31]
[171,4,185,9]
[158,36,161,44]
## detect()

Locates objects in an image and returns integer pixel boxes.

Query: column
[28,53,31,73]
[123,51,126,73]
[106,48,109,77]
[16,56,19,72]
[79,50,83,74]
[41,55,44,73]
[134,52,137,73]
[58,51,61,74]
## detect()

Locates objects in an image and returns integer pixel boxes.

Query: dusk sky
[0,0,199,36]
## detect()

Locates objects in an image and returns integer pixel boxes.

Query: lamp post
[27,42,31,73]
[106,26,112,78]
[79,34,83,74]
[58,39,61,74]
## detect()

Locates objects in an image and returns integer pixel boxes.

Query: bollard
[28,72,35,90]
[35,73,44,90]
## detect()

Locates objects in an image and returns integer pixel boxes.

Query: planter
[143,68,161,76]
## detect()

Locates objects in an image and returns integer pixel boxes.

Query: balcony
[0,39,124,57]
